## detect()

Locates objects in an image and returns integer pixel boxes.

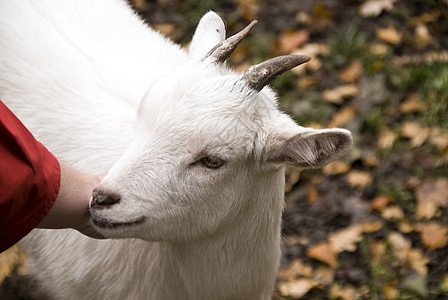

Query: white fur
[0,1,352,299]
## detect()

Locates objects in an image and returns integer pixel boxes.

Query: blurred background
[1,0,447,299]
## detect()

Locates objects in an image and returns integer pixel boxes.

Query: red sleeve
[0,100,61,253]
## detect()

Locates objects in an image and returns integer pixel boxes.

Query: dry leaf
[381,206,405,220]
[276,29,309,55]
[368,43,390,57]
[362,220,384,233]
[313,266,335,286]
[440,274,448,292]
[329,283,358,300]
[284,235,309,247]
[398,221,415,233]
[278,259,313,279]
[370,240,386,265]
[399,93,428,113]
[359,0,398,17]
[329,224,363,253]
[408,248,429,275]
[416,178,448,219]
[278,278,316,298]
[378,130,397,149]
[388,231,411,264]
[414,24,432,49]
[322,160,351,175]
[376,26,402,44]
[346,170,373,189]
[329,106,357,128]
[307,241,338,267]
[401,121,430,148]
[383,285,400,299]
[323,84,359,104]
[371,195,393,211]
[340,60,363,83]
[416,222,448,250]
[429,127,448,150]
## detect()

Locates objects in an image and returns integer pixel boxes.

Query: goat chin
[0,0,351,299]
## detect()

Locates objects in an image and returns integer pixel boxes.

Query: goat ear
[265,127,352,168]
[189,11,226,58]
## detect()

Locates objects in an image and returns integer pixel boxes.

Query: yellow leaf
[408,248,429,275]
[359,0,398,18]
[322,160,351,175]
[416,222,448,250]
[368,43,390,57]
[278,278,316,298]
[362,220,384,233]
[329,283,358,300]
[429,127,448,150]
[378,130,397,149]
[329,224,363,253]
[440,274,448,292]
[381,206,405,220]
[277,259,313,279]
[329,106,357,127]
[416,178,448,219]
[346,170,373,189]
[276,29,309,55]
[307,241,338,267]
[399,93,428,113]
[414,24,432,49]
[340,60,363,83]
[398,221,415,233]
[401,121,430,148]
[388,231,411,264]
[376,26,402,44]
[323,84,359,104]
[383,285,400,299]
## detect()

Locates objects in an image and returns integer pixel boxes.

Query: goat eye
[199,156,225,169]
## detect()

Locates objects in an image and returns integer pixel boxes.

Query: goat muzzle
[91,188,121,208]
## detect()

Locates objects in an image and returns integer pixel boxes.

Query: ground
[1,0,447,299]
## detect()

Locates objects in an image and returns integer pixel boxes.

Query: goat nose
[91,188,121,207]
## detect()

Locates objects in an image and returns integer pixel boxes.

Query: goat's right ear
[264,125,353,169]
[189,11,226,59]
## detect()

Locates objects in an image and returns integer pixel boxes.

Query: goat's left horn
[242,54,311,92]
[206,20,258,63]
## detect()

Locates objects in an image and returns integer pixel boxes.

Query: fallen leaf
[307,241,338,267]
[329,283,358,300]
[284,235,309,247]
[399,93,428,113]
[329,224,363,253]
[362,220,384,233]
[429,127,448,150]
[371,195,393,211]
[378,130,397,149]
[278,278,316,298]
[368,43,390,57]
[401,121,430,148]
[416,222,448,250]
[370,240,386,265]
[278,259,313,279]
[416,178,448,219]
[323,84,359,104]
[440,274,448,292]
[383,285,400,299]
[414,23,432,49]
[276,29,309,55]
[376,26,402,44]
[340,60,363,83]
[398,221,415,233]
[359,0,398,17]
[312,2,333,29]
[408,248,429,275]
[322,160,351,175]
[388,231,411,264]
[313,266,335,286]
[328,106,357,127]
[346,170,373,189]
[381,206,405,220]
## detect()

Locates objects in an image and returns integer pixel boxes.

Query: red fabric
[0,100,60,252]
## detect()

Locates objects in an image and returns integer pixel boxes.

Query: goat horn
[206,20,258,63]
[242,54,311,92]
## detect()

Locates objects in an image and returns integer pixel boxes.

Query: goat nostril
[91,188,121,207]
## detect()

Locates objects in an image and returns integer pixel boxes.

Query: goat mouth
[91,215,146,229]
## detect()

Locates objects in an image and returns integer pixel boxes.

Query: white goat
[0,0,352,299]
